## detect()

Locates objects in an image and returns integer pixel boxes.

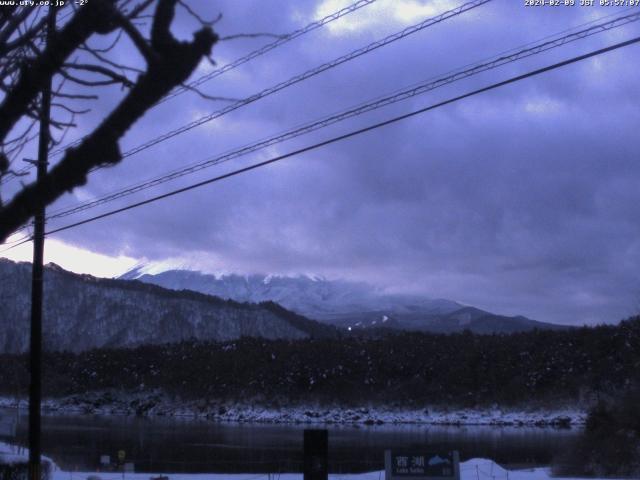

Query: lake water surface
[1,408,580,474]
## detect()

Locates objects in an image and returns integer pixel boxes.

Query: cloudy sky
[2,0,640,326]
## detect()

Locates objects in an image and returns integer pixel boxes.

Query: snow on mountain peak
[115,263,501,330]
[120,259,230,280]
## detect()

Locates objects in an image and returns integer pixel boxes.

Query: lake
[1,408,580,474]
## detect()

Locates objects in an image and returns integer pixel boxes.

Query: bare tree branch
[80,43,144,74]
[59,68,127,87]
[1,15,47,56]
[178,0,221,27]
[220,32,288,41]
[178,81,238,102]
[111,11,157,63]
[62,62,135,87]
[52,91,99,100]
[0,0,218,241]
[126,0,156,19]
[81,28,123,54]
[0,7,34,54]
[51,102,91,115]
[0,1,120,143]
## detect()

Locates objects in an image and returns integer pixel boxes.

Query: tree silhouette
[0,0,218,242]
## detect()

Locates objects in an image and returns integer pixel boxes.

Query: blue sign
[385,450,460,480]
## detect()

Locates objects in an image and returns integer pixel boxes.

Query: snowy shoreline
[0,394,586,427]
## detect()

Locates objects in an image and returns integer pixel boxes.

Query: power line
[119,0,492,159]
[160,0,379,103]
[0,165,31,186]
[0,233,33,253]
[46,0,379,159]
[35,35,640,240]
[4,33,639,250]
[41,10,640,223]
[0,0,487,197]
[49,0,492,166]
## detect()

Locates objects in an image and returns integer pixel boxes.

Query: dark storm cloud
[46,0,640,325]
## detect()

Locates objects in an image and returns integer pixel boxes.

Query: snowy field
[2,442,619,480]
[47,462,603,480]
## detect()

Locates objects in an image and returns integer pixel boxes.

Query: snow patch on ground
[2,442,617,480]
[0,394,586,426]
[42,458,614,480]
[0,440,58,470]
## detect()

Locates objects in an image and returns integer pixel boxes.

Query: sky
[2,0,640,326]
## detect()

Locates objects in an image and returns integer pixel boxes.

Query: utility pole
[28,6,55,480]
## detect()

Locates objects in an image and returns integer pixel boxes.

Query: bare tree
[0,0,219,242]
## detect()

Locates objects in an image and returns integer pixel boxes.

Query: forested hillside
[0,259,335,353]
[1,317,638,408]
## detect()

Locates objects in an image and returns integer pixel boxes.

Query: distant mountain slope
[329,306,568,334]
[121,265,568,334]
[120,266,462,319]
[0,259,335,354]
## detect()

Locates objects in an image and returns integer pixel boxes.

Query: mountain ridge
[119,264,568,334]
[0,259,336,353]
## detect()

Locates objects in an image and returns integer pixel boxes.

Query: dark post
[28,6,55,480]
[303,429,328,480]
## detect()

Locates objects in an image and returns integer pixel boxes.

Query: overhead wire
[6,0,380,181]
[39,10,640,224]
[159,0,379,103]
[2,0,489,201]
[1,0,488,245]
[26,0,500,223]
[0,234,33,253]
[45,0,379,159]
[47,0,493,164]
[23,35,640,244]
[4,6,639,248]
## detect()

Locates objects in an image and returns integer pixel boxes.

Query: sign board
[385,450,460,480]
[99,455,110,466]
[303,429,328,480]
[117,450,126,464]
[123,462,135,473]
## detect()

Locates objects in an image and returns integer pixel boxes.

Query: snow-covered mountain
[119,265,462,318]
[120,264,566,334]
[0,259,334,353]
